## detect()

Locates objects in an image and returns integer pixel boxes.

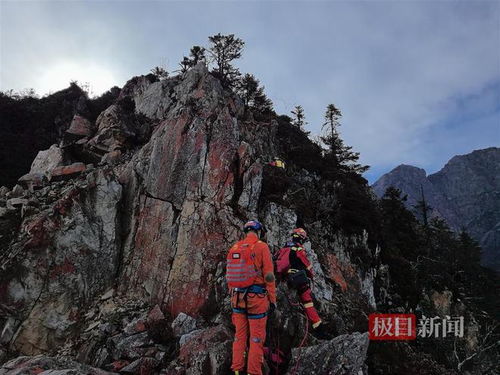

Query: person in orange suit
[226,220,276,375]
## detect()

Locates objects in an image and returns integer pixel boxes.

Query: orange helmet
[291,228,307,242]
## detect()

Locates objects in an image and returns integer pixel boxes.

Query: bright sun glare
[39,61,117,97]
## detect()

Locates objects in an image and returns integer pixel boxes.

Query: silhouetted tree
[179,46,207,73]
[208,33,244,86]
[236,74,273,111]
[189,46,206,65]
[150,66,168,80]
[321,103,368,174]
[291,105,306,129]
[414,185,432,226]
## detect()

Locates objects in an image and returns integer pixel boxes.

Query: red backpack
[226,241,259,288]
[275,246,292,275]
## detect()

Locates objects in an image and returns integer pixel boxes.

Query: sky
[1,0,499,183]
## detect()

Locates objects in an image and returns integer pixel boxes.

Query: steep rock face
[0,63,376,373]
[0,168,122,355]
[372,148,500,271]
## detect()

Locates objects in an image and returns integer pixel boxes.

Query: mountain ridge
[372,147,500,271]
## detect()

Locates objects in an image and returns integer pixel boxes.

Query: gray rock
[10,184,25,198]
[111,332,154,360]
[6,197,28,209]
[171,312,197,337]
[286,332,369,375]
[0,186,9,197]
[30,145,64,175]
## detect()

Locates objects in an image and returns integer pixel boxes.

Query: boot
[311,322,329,340]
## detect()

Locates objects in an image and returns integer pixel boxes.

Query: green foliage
[179,46,206,73]
[321,103,368,174]
[291,105,307,129]
[150,66,168,79]
[236,73,273,112]
[208,33,244,87]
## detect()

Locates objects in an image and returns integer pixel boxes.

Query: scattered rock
[7,197,28,209]
[286,332,369,375]
[101,289,115,301]
[18,172,46,191]
[0,355,118,375]
[0,185,9,196]
[10,184,25,198]
[50,163,86,182]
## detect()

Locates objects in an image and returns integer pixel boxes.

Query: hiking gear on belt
[243,220,263,232]
[227,242,259,288]
[287,269,308,288]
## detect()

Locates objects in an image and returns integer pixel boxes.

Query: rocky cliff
[0,63,498,374]
[372,148,500,272]
[0,64,379,374]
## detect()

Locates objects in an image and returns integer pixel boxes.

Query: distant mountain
[372,147,500,272]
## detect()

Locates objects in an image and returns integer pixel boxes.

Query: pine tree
[291,105,306,129]
[321,103,368,174]
[178,46,206,74]
[236,74,273,111]
[208,33,244,87]
[150,66,168,80]
[414,185,432,226]
[189,46,206,65]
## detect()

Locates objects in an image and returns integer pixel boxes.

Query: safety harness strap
[247,311,268,319]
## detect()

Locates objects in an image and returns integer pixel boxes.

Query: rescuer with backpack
[275,228,326,339]
[226,220,277,375]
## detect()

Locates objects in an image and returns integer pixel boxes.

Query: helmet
[291,228,308,242]
[244,220,263,232]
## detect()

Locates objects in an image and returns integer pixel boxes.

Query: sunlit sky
[1,1,499,183]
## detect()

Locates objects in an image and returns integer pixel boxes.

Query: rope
[290,312,309,375]
[285,293,310,375]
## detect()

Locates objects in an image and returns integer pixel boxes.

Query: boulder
[7,197,28,209]
[171,312,197,337]
[49,163,86,181]
[87,103,138,154]
[0,185,10,197]
[176,325,233,375]
[18,172,46,191]
[67,115,93,137]
[286,332,369,375]
[10,184,25,198]
[120,357,159,375]
[109,331,154,360]
[30,145,64,175]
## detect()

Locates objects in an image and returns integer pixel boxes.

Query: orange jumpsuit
[286,243,322,328]
[229,232,276,375]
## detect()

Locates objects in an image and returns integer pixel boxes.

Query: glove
[269,302,277,314]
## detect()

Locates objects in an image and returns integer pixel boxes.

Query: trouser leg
[247,315,267,375]
[231,312,249,372]
[298,284,322,328]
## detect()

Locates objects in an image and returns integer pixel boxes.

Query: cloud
[1,1,498,182]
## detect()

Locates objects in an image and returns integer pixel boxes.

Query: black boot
[311,323,329,340]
